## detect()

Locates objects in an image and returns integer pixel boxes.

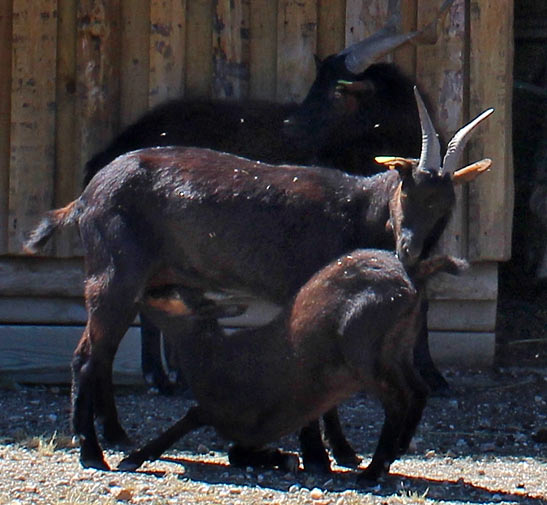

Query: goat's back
[81,147,398,301]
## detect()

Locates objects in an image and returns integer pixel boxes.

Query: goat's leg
[140,312,174,394]
[118,406,206,471]
[357,371,410,484]
[299,420,331,473]
[71,330,109,470]
[396,363,429,456]
[322,407,362,468]
[228,445,300,474]
[73,243,148,467]
[414,299,449,394]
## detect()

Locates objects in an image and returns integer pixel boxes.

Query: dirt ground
[0,363,545,505]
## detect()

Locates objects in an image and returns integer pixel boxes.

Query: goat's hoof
[281,453,300,474]
[302,452,331,474]
[80,456,110,471]
[357,461,391,487]
[332,449,362,469]
[117,456,142,472]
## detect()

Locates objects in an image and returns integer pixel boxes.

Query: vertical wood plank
[346,0,390,46]
[9,0,58,254]
[185,0,213,98]
[54,0,78,256]
[212,0,250,100]
[468,0,514,261]
[0,0,12,254]
[75,1,121,180]
[317,0,345,60]
[249,0,277,100]
[149,0,186,107]
[393,0,417,78]
[120,0,150,126]
[276,0,317,103]
[416,0,467,257]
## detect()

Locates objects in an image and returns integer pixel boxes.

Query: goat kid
[24,89,492,471]
[118,250,468,485]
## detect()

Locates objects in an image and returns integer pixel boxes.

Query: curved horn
[442,108,495,174]
[414,87,441,172]
[342,15,420,75]
[342,0,456,75]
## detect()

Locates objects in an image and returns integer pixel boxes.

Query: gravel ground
[0,367,545,505]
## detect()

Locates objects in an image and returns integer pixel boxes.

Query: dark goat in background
[83,0,454,395]
[24,89,493,471]
[118,250,468,484]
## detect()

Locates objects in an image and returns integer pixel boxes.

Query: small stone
[229,488,242,495]
[115,488,133,501]
[425,449,436,459]
[310,487,323,500]
[288,484,301,493]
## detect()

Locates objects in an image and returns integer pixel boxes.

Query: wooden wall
[0,0,514,381]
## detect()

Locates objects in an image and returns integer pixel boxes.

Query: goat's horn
[342,0,454,74]
[414,87,441,172]
[342,15,418,74]
[442,108,495,175]
[411,0,456,45]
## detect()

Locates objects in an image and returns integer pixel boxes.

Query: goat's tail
[23,199,83,254]
[413,255,469,282]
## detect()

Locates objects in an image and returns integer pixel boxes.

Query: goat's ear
[375,156,415,176]
[451,158,492,185]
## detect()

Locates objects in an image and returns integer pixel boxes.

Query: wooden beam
[0,257,84,297]
[54,0,79,257]
[276,0,317,103]
[428,299,497,332]
[0,297,86,324]
[0,325,142,384]
[468,0,514,261]
[429,331,495,367]
[249,0,277,100]
[317,0,345,60]
[416,0,467,258]
[426,262,498,301]
[9,0,58,255]
[120,0,150,126]
[185,0,213,98]
[212,0,250,100]
[149,0,186,107]
[0,0,12,254]
[75,0,121,181]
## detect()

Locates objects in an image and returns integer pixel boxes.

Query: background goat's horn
[342,0,455,75]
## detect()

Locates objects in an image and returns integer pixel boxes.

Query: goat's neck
[357,170,400,247]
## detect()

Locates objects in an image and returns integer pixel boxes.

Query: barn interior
[497,0,547,368]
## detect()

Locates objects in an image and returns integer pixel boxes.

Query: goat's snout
[397,233,422,266]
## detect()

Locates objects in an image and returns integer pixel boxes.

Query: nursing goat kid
[24,90,493,471]
[118,250,468,485]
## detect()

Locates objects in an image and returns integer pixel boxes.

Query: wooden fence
[0,0,514,382]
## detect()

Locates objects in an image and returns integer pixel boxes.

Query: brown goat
[24,89,492,471]
[117,250,468,484]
